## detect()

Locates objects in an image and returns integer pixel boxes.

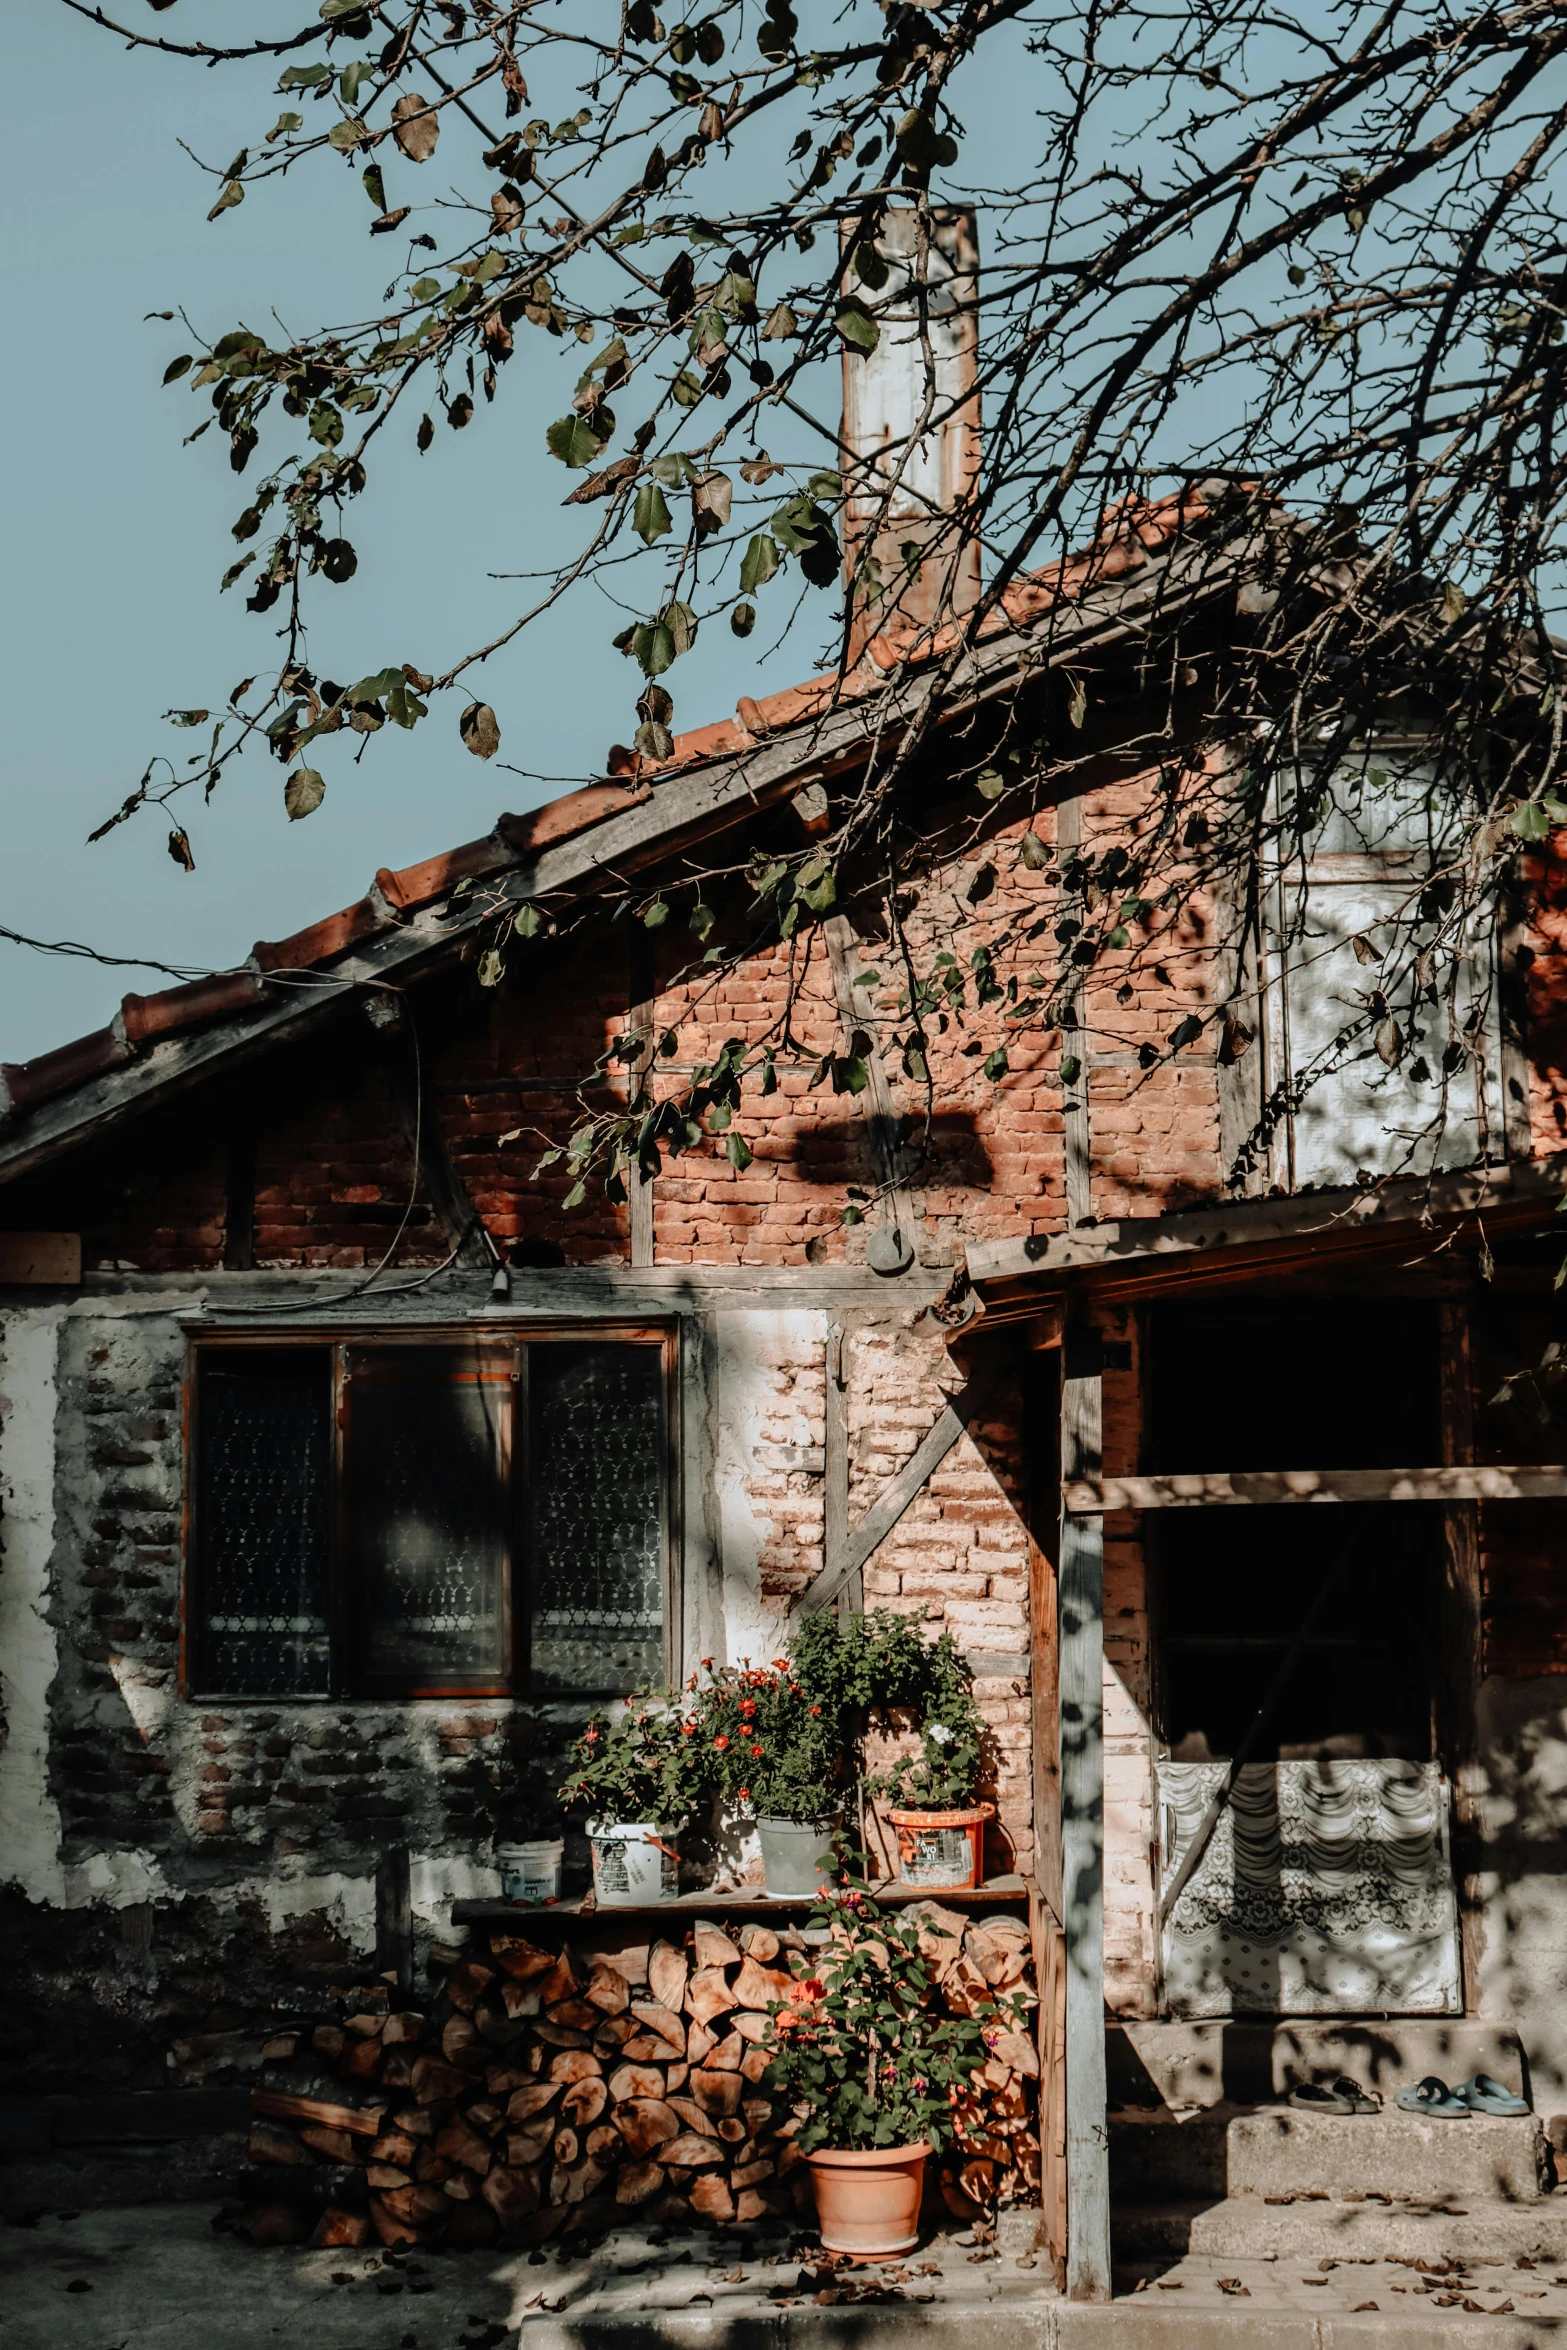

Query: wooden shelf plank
[1065,1463,1567,1512]
[451,1876,1028,1930]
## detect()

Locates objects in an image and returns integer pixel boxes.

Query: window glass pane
[1287,752,1460,859]
[195,1348,331,1696]
[347,1347,511,1687]
[529,1344,664,1693]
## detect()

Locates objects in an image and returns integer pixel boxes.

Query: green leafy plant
[865,1632,987,1810]
[700,1656,845,1823]
[557,1692,710,1824]
[762,1880,1005,2152]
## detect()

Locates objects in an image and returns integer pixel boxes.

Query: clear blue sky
[1,2,878,1062]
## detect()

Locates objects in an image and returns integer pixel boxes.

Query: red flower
[714,1735,730,1751]
[681,1722,696,1737]
[750,1743,764,1759]
[737,1785,750,1802]
[810,1705,822,1717]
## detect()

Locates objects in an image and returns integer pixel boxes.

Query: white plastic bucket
[586,1820,681,1908]
[496,1839,564,1904]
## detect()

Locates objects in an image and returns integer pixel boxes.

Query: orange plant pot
[806,2142,930,2257]
[886,1801,994,1890]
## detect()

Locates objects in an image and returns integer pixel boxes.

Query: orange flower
[714,1734,730,1751]
[737,1785,750,1801]
[750,1743,764,1758]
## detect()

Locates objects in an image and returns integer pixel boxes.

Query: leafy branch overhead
[72,0,1567,1218]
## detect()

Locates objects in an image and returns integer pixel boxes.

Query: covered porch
[969,1155,1567,2298]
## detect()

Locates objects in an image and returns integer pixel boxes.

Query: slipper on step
[1458,2073,1530,2116]
[1289,2082,1357,2113]
[1327,2076,1382,2114]
[1395,2075,1472,2117]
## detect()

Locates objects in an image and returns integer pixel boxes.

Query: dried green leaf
[392,91,440,162]
[460,702,501,759]
[284,766,326,821]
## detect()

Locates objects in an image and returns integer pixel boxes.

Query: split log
[487,2064,535,2098]
[313,2025,345,2061]
[441,2015,484,2067]
[369,2197,422,2249]
[382,2012,425,2046]
[728,2011,771,2043]
[607,2063,666,2103]
[497,1981,542,2024]
[465,2099,503,2135]
[346,2012,386,2039]
[546,1999,602,2033]
[732,1955,794,2009]
[554,2127,579,2166]
[692,1920,743,1968]
[309,2207,373,2249]
[731,2157,774,2189]
[507,2121,556,2165]
[630,2000,686,2053]
[614,2098,681,2156]
[546,2050,603,2085]
[252,2089,385,2136]
[686,2019,717,2066]
[416,2149,456,2184]
[443,2172,475,2202]
[537,1951,585,2007]
[739,2046,773,2084]
[702,2034,744,2075]
[381,2052,416,2091]
[585,2125,620,2160]
[738,1924,780,1962]
[535,2020,593,2051]
[340,2038,383,2082]
[647,1940,689,2014]
[593,2013,639,2048]
[389,2105,435,2138]
[489,1935,556,1983]
[445,1960,498,2013]
[615,2159,665,2206]
[659,2134,727,2169]
[247,2123,312,2167]
[300,2125,359,2162]
[717,2117,747,2145]
[690,2174,735,2223]
[734,2188,772,2224]
[434,2117,492,2175]
[666,2097,718,2139]
[562,2076,609,2128]
[380,2182,450,2227]
[410,2056,474,2104]
[665,2062,690,2095]
[585,1965,631,2017]
[685,1969,738,2026]
[987,2029,1040,2076]
[742,2099,772,2134]
[366,2162,414,2190]
[482,2165,540,2225]
[373,2129,420,2167]
[620,2034,676,2062]
[690,2069,743,2119]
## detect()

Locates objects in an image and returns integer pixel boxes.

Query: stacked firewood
[239,1905,1040,2251]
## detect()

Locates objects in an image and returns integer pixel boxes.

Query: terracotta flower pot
[886,1801,994,1890]
[805,2142,929,2257]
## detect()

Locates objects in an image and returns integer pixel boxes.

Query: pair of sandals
[1289,2072,1530,2117]
[1395,2072,1531,2118]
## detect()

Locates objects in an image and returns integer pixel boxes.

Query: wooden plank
[796,1376,992,1618]
[1027,1352,1063,1922]
[1058,1326,1110,2303]
[627,925,656,1268]
[1055,793,1093,1232]
[1065,1463,1567,1512]
[1439,1303,1485,2015]
[376,1844,412,1997]
[0,1231,80,1285]
[822,1320,856,1619]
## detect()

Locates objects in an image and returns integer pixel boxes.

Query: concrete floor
[8,2204,1567,2346]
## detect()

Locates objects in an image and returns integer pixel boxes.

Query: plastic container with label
[496,1838,564,1904]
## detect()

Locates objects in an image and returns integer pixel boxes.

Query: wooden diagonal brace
[795,1370,994,1617]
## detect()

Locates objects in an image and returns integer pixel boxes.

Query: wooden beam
[1064,1463,1567,1511]
[796,1372,991,1617]
[1055,792,1093,1233]
[628,926,656,1269]
[823,1319,858,1619]
[1058,1326,1110,2303]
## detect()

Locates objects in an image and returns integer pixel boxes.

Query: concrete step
[1109,2018,1526,2112]
[1110,2104,1548,2204]
[1114,2194,1567,2266]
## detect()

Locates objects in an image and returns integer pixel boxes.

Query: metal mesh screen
[348,1349,510,1687]
[195,1349,332,1696]
[529,1344,664,1692]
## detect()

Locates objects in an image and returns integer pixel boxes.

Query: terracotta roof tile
[120,970,267,1048]
[252,894,386,975]
[1,1025,133,1121]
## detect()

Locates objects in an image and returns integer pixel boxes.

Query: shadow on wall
[1473,1675,1567,2110]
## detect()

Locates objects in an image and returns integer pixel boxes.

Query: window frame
[181,1321,680,1704]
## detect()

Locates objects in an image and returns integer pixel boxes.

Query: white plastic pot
[756,1814,840,1896]
[586,1820,682,1908]
[496,1838,564,1904]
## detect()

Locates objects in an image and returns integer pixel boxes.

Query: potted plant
[867,1633,995,1890]
[703,1654,846,1894]
[557,1693,708,1908]
[762,1881,1004,2256]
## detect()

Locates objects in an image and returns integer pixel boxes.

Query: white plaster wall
[713,1307,827,1663]
[0,1304,67,1905]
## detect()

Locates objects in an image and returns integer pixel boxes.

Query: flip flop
[1327,2075,1382,2114]
[1395,2075,1472,2117]
[1458,2073,1530,2116]
[1289,2082,1357,2113]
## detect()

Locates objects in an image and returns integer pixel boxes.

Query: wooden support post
[376,1844,412,1995]
[1055,793,1092,1231]
[1440,1301,1485,2011]
[823,1320,858,1618]
[628,926,656,1268]
[1059,1323,1110,2302]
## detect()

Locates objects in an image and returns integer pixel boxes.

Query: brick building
[5,455,1567,2286]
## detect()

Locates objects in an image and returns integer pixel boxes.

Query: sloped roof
[0,488,1248,1186]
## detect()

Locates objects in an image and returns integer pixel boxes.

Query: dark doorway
[1145,1298,1444,1763]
